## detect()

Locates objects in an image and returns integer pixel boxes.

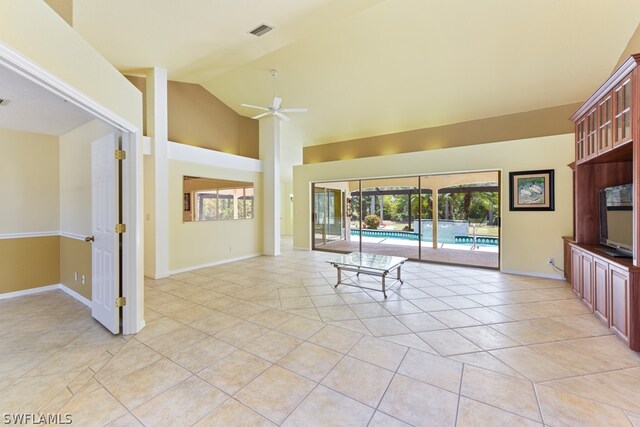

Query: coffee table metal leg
[382,272,387,299]
[397,265,403,283]
[335,267,341,288]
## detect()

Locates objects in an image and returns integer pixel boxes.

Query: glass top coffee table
[326,252,408,298]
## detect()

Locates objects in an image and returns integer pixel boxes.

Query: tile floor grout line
[454,363,466,426]
[532,382,547,425]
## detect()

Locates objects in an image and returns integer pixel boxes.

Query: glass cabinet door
[586,108,598,159]
[614,78,632,146]
[576,119,586,163]
[598,94,613,153]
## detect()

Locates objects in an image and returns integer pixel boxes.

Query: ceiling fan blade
[272,97,282,109]
[241,103,269,111]
[252,112,272,120]
[275,111,290,121]
[280,108,308,113]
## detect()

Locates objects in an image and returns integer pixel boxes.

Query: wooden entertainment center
[564,54,640,351]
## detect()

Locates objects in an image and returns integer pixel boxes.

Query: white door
[91,133,120,334]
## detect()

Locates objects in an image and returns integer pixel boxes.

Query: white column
[147,68,169,278]
[260,117,281,256]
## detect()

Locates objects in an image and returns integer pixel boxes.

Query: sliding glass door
[313,186,345,246]
[312,171,500,269]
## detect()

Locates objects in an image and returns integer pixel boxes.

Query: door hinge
[115,223,127,233]
[115,297,126,308]
[114,149,126,160]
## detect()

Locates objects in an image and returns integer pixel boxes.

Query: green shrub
[364,214,381,229]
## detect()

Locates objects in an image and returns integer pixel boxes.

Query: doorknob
[84,236,94,242]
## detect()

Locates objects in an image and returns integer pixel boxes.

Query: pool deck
[316,237,499,269]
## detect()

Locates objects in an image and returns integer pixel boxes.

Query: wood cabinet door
[610,266,630,343]
[593,258,609,325]
[581,253,594,310]
[570,247,582,296]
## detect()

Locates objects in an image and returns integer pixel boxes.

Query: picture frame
[509,169,554,211]
[183,193,191,212]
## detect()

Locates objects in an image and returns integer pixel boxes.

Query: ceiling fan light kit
[241,69,307,121]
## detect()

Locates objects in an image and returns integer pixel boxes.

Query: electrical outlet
[74,272,78,282]
[228,245,233,252]
[548,257,554,265]
[81,275,86,285]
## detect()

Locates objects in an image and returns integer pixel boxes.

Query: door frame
[0,42,144,334]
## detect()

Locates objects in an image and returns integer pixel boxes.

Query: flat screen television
[599,183,633,256]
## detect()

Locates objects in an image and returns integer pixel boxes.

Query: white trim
[0,232,59,240]
[60,232,87,241]
[122,131,145,334]
[293,246,311,251]
[0,42,137,133]
[500,269,565,280]
[142,136,152,155]
[0,284,60,300]
[168,253,263,275]
[0,232,90,241]
[59,284,92,307]
[168,141,263,172]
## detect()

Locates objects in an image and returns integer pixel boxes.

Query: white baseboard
[500,269,565,280]
[0,284,60,300]
[293,246,311,251]
[168,253,263,275]
[59,284,92,307]
[0,284,93,307]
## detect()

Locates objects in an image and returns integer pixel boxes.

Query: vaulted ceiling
[71,0,640,146]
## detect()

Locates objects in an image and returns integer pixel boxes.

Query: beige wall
[59,236,91,299]
[616,22,640,69]
[0,1,142,128]
[303,104,579,164]
[294,134,574,277]
[0,128,60,234]
[0,128,60,294]
[168,160,263,272]
[0,236,60,294]
[43,0,72,26]
[126,76,259,158]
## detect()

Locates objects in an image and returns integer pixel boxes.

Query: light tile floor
[2,241,640,426]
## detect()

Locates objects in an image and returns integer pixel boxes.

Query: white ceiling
[0,64,95,136]
[72,0,640,145]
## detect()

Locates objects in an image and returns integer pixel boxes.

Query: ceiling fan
[241,69,307,121]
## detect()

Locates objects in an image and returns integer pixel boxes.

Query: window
[183,176,254,222]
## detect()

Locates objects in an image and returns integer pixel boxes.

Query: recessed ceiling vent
[0,99,9,106]
[249,24,274,37]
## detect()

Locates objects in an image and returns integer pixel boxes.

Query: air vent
[249,24,274,37]
[0,99,8,106]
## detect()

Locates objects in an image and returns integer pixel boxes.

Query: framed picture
[509,169,554,211]
[183,193,191,212]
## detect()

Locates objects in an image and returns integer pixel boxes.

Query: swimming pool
[350,228,499,245]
